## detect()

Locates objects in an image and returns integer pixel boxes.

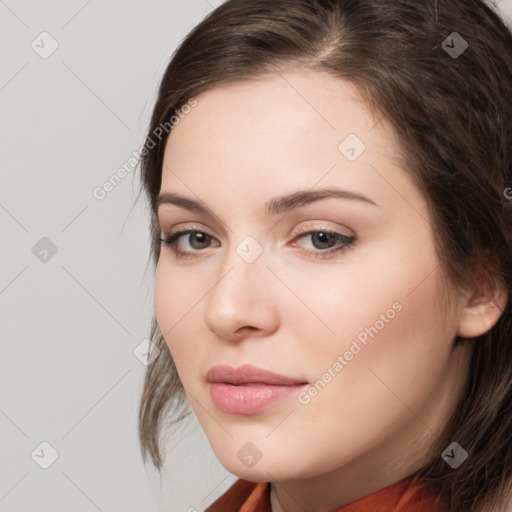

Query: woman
[137,0,512,510]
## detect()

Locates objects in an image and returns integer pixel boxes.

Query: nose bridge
[210,234,267,308]
[204,234,276,338]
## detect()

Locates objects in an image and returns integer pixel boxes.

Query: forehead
[160,69,414,215]
[166,69,384,157]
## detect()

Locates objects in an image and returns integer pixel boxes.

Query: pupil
[312,232,335,249]
[190,233,209,249]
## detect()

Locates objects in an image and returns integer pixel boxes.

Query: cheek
[153,259,204,367]
[295,254,454,421]
[287,231,455,404]
[154,260,176,338]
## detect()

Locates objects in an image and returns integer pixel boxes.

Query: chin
[223,457,306,483]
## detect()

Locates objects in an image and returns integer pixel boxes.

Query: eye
[290,228,356,259]
[158,229,218,259]
[157,226,356,260]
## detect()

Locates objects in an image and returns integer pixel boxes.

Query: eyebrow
[156,187,379,218]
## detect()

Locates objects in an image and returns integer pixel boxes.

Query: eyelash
[157,226,356,260]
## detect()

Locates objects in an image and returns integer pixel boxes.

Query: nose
[204,241,279,342]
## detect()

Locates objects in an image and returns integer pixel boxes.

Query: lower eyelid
[161,229,355,255]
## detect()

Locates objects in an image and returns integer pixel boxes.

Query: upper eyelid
[157,210,228,238]
[162,222,215,237]
[162,223,353,238]
[156,194,375,235]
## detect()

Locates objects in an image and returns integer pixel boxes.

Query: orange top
[205,477,445,512]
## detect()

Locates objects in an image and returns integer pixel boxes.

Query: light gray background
[1,1,511,511]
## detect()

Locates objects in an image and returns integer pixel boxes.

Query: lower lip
[209,382,307,414]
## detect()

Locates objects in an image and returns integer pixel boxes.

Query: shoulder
[395,479,446,512]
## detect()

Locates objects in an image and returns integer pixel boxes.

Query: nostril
[236,325,257,334]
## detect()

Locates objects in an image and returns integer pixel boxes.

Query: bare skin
[153,68,506,512]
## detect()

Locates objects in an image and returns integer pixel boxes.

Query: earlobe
[456,285,508,339]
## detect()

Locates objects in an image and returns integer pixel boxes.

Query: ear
[456,278,508,339]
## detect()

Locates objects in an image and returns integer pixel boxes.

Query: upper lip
[205,364,308,386]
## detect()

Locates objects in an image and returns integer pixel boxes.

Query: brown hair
[136,1,512,510]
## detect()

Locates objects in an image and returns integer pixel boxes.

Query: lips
[205,364,309,414]
[205,364,307,386]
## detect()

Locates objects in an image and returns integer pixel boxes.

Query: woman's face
[154,68,471,484]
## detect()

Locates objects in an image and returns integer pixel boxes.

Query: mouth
[205,363,308,386]
[205,364,309,414]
